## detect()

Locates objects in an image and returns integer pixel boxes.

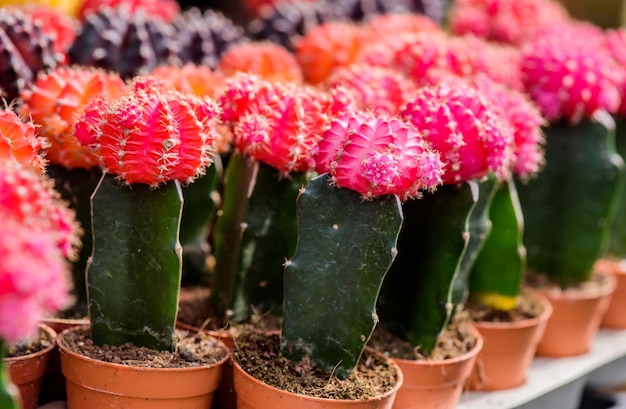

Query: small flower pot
[57,326,230,408]
[389,324,483,409]
[595,258,626,329]
[535,272,617,357]
[467,292,553,391]
[4,324,57,409]
[232,349,403,409]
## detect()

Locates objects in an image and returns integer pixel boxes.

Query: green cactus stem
[47,165,103,316]
[452,176,499,309]
[378,181,479,354]
[469,179,526,311]
[0,344,18,409]
[607,117,626,257]
[281,174,403,379]
[210,153,306,323]
[179,156,223,285]
[88,173,183,350]
[516,111,625,288]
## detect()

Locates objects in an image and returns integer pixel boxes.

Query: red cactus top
[402,82,514,185]
[75,78,222,186]
[521,28,623,124]
[20,66,127,170]
[314,111,444,200]
[0,109,47,173]
[220,73,354,175]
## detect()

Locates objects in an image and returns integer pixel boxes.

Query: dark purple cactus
[173,8,246,69]
[68,6,181,79]
[333,0,450,24]
[0,8,60,103]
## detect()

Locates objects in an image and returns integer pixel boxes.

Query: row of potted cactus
[1,0,626,408]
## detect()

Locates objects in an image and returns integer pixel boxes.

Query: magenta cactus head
[0,161,74,342]
[472,74,545,179]
[401,82,514,185]
[449,0,569,45]
[75,77,222,186]
[521,31,623,124]
[605,28,626,117]
[314,111,444,200]
[220,73,354,174]
[324,64,416,116]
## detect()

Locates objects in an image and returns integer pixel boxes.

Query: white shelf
[457,328,626,409]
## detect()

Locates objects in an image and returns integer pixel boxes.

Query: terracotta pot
[535,272,617,357]
[233,349,403,409]
[467,292,553,391]
[4,324,57,409]
[390,324,482,409]
[57,327,230,408]
[176,320,236,409]
[38,317,89,405]
[595,259,626,328]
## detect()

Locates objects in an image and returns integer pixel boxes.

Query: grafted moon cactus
[19,5,77,64]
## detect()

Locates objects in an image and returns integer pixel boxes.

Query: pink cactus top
[0,109,47,174]
[521,30,623,124]
[314,111,444,200]
[401,82,514,185]
[0,161,75,342]
[449,0,569,45]
[75,78,222,186]
[220,73,354,175]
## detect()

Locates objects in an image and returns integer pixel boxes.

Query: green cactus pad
[469,179,526,311]
[452,176,498,308]
[517,112,625,287]
[47,165,103,312]
[281,174,403,379]
[211,154,306,323]
[179,156,222,284]
[607,117,626,257]
[88,174,183,350]
[378,181,478,354]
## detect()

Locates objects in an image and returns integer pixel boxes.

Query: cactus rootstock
[75,78,222,186]
[402,82,514,184]
[314,111,444,200]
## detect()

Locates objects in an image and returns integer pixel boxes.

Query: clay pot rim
[390,322,484,366]
[470,292,554,331]
[4,324,57,364]
[57,325,230,373]
[596,258,626,276]
[538,271,617,301]
[233,346,404,403]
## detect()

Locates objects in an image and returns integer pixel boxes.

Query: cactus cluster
[20,66,127,169]
[75,77,221,186]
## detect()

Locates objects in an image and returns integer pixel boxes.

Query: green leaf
[88,174,183,350]
[281,174,403,379]
[517,112,625,287]
[378,182,478,354]
[469,179,526,311]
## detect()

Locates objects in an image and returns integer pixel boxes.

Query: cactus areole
[76,78,222,350]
